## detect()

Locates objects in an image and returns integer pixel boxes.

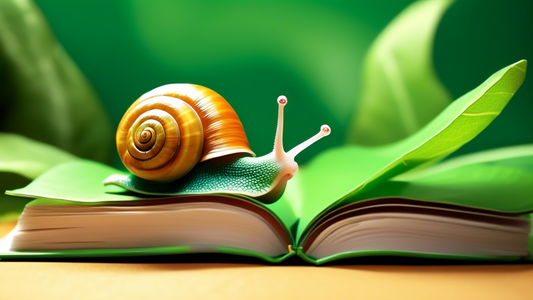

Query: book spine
[296,247,319,265]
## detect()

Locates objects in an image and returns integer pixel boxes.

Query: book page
[305,212,530,260]
[299,201,531,263]
[266,177,301,238]
[294,146,402,243]
[7,197,292,258]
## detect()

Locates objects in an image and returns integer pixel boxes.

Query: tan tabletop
[1,222,533,300]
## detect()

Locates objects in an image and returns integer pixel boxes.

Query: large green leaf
[6,160,143,202]
[346,144,533,213]
[0,133,76,221]
[347,0,453,145]
[294,59,526,239]
[0,0,114,164]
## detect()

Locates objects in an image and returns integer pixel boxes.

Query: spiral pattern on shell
[117,84,255,182]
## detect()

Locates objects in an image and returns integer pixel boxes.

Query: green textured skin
[107,154,283,198]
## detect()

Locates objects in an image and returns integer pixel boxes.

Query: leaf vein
[462,112,501,117]
[484,92,512,95]
[513,65,526,73]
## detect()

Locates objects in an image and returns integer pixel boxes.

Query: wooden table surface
[1,222,533,300]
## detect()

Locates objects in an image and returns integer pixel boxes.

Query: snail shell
[116,84,255,182]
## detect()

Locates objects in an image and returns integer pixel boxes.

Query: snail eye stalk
[272,95,330,180]
[287,125,331,159]
[273,95,330,160]
[273,95,287,160]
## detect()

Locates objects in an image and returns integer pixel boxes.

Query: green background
[32,0,532,167]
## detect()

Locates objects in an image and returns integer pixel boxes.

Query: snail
[104,84,330,203]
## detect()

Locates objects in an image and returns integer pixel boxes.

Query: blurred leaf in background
[0,0,114,164]
[0,0,113,221]
[347,0,454,145]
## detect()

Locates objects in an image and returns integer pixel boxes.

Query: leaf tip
[513,59,527,74]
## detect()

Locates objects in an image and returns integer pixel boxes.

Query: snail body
[105,84,330,203]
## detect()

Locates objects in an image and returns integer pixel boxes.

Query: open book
[1,61,531,264]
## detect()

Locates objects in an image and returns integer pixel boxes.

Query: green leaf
[0,133,76,221]
[294,60,527,239]
[348,144,533,213]
[347,0,454,145]
[0,133,77,179]
[0,0,114,164]
[6,160,144,203]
